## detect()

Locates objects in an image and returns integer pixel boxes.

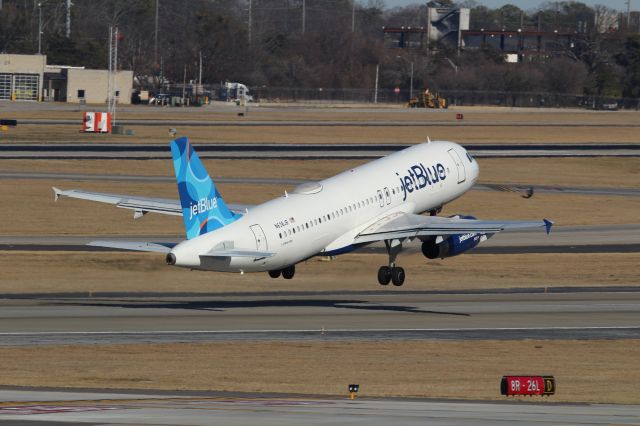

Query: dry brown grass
[5,104,640,124]
[1,157,638,187]
[0,251,637,294]
[7,123,640,144]
[0,179,637,237]
[0,155,638,237]
[1,340,639,404]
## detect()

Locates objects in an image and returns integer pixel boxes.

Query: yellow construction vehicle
[407,89,447,109]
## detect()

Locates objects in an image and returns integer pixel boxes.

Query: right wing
[354,212,552,244]
[52,187,251,218]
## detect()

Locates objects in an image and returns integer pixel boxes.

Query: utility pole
[37,2,42,54]
[182,64,187,106]
[198,51,203,96]
[351,0,356,32]
[626,0,632,30]
[248,0,252,45]
[107,26,118,124]
[154,0,159,64]
[302,0,306,34]
[409,62,413,99]
[66,0,71,38]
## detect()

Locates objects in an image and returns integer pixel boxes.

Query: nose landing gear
[377,239,405,286]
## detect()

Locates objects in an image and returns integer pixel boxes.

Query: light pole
[154,0,159,64]
[37,2,43,54]
[409,61,414,99]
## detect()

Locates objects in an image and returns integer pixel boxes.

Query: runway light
[348,384,359,400]
[500,376,555,397]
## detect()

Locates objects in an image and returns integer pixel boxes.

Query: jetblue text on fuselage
[397,163,446,201]
[189,197,218,220]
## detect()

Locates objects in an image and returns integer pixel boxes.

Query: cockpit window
[466,152,474,163]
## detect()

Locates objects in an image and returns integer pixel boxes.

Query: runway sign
[501,376,555,396]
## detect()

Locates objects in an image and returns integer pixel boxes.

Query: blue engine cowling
[421,215,492,259]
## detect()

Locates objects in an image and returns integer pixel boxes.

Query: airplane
[53,137,552,286]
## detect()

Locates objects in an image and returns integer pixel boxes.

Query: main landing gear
[268,265,295,279]
[377,239,405,286]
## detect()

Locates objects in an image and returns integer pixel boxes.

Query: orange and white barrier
[83,112,112,133]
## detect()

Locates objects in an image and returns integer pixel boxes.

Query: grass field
[3,105,640,144]
[0,251,637,294]
[1,339,639,404]
[8,123,640,144]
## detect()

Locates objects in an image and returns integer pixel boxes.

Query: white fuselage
[170,141,479,272]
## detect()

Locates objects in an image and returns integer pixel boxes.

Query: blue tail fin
[170,137,241,239]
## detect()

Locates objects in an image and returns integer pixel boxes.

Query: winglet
[544,219,553,235]
[52,187,62,202]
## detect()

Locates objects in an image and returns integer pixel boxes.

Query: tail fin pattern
[170,137,241,239]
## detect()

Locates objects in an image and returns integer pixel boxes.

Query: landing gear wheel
[282,265,295,279]
[377,266,392,285]
[268,270,281,279]
[391,267,405,286]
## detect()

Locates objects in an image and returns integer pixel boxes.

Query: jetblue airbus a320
[53,138,552,286]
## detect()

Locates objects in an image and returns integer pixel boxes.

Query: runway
[1,143,639,158]
[1,388,639,426]
[0,291,638,345]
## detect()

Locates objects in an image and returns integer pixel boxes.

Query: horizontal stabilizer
[201,249,275,258]
[88,240,176,253]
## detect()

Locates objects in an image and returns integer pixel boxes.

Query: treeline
[0,0,639,100]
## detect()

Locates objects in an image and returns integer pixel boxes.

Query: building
[0,53,133,104]
[0,54,45,101]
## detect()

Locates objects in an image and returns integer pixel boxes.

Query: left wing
[354,212,552,244]
[53,187,251,218]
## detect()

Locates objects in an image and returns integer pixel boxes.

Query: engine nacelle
[421,215,491,259]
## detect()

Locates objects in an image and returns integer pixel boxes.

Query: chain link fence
[250,86,640,110]
[162,83,640,110]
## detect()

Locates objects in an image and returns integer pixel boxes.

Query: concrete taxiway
[0,388,638,425]
[0,291,638,345]
[1,143,639,159]
[1,224,638,252]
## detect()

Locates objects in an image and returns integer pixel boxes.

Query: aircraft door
[447,148,466,184]
[377,190,384,207]
[384,187,391,205]
[250,224,268,251]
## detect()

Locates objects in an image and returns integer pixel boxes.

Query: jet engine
[421,215,492,259]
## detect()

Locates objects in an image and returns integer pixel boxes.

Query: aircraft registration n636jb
[53,137,552,286]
